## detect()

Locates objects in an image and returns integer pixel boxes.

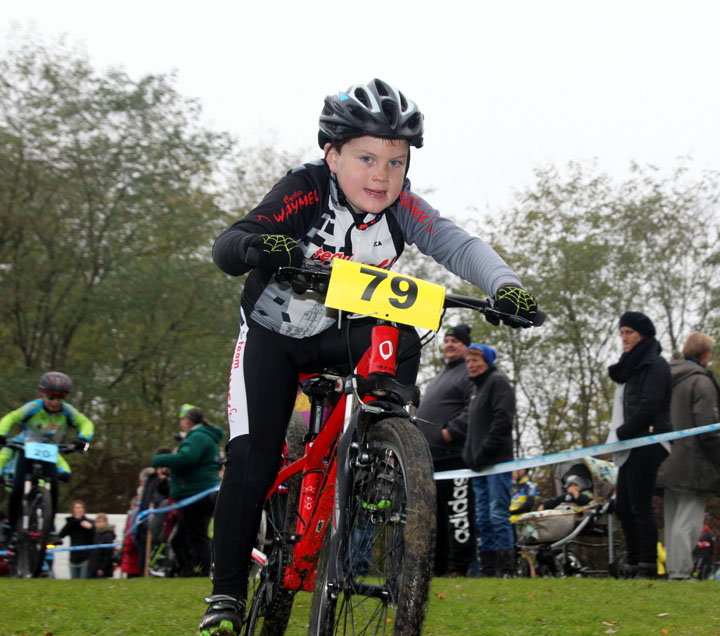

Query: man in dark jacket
[152,406,223,577]
[656,332,720,580]
[462,343,515,577]
[416,324,475,576]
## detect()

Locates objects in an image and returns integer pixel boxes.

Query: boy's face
[325,136,408,215]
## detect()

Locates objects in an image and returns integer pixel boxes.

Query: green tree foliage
[0,32,304,511]
[477,161,720,458]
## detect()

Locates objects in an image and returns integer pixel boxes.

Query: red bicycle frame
[254,321,399,593]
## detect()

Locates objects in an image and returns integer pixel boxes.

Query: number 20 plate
[325,259,445,331]
[24,441,59,464]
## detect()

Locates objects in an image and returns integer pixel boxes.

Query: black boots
[496,550,516,578]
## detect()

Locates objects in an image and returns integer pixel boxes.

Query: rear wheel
[12,487,52,578]
[245,412,306,636]
[309,417,436,636]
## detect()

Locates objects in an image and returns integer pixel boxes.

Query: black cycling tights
[211,318,420,599]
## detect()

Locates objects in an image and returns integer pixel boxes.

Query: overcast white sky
[4,1,720,219]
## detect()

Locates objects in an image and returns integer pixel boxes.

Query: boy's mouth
[364,188,386,198]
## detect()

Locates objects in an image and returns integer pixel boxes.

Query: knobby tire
[309,417,436,636]
[246,411,306,636]
[12,487,52,578]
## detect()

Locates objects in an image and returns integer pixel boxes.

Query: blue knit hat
[466,343,497,366]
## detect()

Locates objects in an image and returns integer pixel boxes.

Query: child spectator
[537,474,592,511]
[120,497,141,578]
[88,512,116,578]
[509,468,538,523]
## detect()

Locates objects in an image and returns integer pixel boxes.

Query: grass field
[3,576,720,636]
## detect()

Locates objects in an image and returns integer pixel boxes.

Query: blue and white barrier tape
[434,421,720,481]
[0,485,219,557]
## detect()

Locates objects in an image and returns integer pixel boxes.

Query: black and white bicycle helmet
[38,371,73,397]
[318,78,424,149]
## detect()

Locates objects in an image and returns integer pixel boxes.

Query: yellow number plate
[325,259,445,331]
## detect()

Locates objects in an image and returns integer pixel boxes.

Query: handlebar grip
[533,309,546,326]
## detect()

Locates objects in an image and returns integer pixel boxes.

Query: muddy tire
[309,417,435,635]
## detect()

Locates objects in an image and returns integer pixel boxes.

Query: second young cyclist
[0,371,93,547]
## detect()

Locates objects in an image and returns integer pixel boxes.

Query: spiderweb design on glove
[495,286,537,315]
[262,235,299,264]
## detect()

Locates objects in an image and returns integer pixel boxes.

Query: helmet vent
[353,87,371,108]
[406,112,422,131]
[348,104,370,124]
[399,91,408,111]
[373,79,390,97]
[381,101,399,128]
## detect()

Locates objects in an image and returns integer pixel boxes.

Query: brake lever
[483,306,536,329]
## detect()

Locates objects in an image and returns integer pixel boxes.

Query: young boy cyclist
[0,371,94,547]
[200,78,541,635]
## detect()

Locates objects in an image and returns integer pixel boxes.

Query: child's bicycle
[242,260,540,636]
[4,439,86,578]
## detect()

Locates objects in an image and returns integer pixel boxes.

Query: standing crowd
[423,314,720,582]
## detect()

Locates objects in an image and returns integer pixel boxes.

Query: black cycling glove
[245,234,303,273]
[490,285,543,328]
[73,438,89,452]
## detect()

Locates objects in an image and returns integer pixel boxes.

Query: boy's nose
[372,166,389,181]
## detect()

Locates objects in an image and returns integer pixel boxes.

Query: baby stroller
[515,456,618,577]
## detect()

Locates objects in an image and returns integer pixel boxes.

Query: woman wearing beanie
[606,311,671,578]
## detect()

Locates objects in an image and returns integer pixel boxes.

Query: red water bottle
[368,324,399,376]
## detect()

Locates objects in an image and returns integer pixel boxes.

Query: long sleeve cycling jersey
[213,160,522,338]
[0,399,94,444]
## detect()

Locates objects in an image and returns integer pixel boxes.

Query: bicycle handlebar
[275,264,543,328]
[3,440,86,455]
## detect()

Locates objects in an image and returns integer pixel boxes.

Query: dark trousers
[211,319,421,598]
[615,444,668,565]
[172,494,215,577]
[434,477,476,576]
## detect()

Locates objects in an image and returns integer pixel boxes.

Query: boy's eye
[360,156,372,163]
[389,159,403,168]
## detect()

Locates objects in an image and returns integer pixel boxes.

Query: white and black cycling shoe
[198,594,245,636]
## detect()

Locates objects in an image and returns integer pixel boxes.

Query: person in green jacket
[152,405,223,577]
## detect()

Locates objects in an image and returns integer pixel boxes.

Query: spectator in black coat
[606,311,671,579]
[88,512,116,578]
[58,499,95,578]
[462,343,515,578]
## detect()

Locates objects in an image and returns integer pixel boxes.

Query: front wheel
[12,487,53,578]
[309,417,436,636]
